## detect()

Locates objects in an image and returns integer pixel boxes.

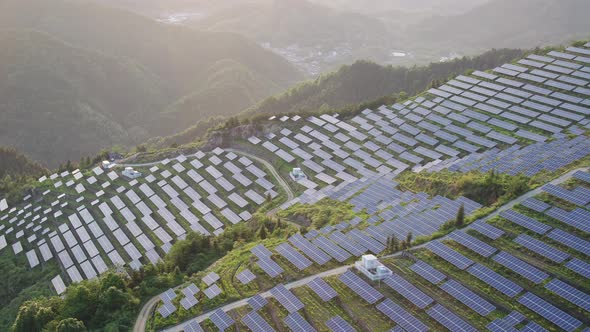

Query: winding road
[134,165,587,332]
[225,148,295,202]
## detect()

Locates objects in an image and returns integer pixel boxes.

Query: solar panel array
[209,309,235,331]
[383,274,433,309]
[492,251,549,284]
[467,263,523,298]
[544,279,590,311]
[241,311,276,332]
[425,241,474,270]
[307,277,338,302]
[284,312,317,332]
[0,149,277,290]
[247,294,268,311]
[325,315,356,332]
[426,303,478,332]
[410,260,447,284]
[518,292,582,332]
[376,299,428,332]
[338,271,383,304]
[270,284,304,313]
[440,279,496,316]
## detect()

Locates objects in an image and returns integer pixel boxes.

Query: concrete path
[162,265,351,332]
[225,148,295,202]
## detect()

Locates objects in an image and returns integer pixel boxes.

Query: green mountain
[0,30,163,167]
[0,0,302,167]
[151,48,525,148]
[245,48,526,117]
[406,0,590,54]
[0,146,45,180]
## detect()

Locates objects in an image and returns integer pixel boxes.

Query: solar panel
[242,311,276,332]
[448,231,497,257]
[425,241,474,270]
[289,234,331,265]
[183,321,204,332]
[521,198,550,212]
[499,210,552,235]
[470,220,505,240]
[257,257,284,278]
[467,263,523,297]
[180,295,198,310]
[572,170,590,183]
[518,292,581,332]
[160,288,177,302]
[440,279,495,316]
[338,270,383,304]
[284,312,317,332]
[248,294,268,311]
[383,274,433,309]
[203,284,222,299]
[546,229,590,256]
[209,309,234,331]
[519,321,548,332]
[487,310,526,331]
[426,303,477,332]
[158,302,177,318]
[543,184,590,206]
[514,234,570,263]
[251,244,273,259]
[544,279,590,311]
[312,236,352,262]
[307,277,338,302]
[276,243,313,270]
[410,260,446,284]
[376,299,428,332]
[270,284,304,313]
[566,258,590,278]
[325,315,355,332]
[492,251,549,284]
[237,269,256,284]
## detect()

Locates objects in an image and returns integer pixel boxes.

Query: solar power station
[3,43,590,332]
[0,149,278,294]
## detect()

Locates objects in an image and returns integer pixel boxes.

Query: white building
[122,167,142,179]
[0,198,7,212]
[289,167,307,181]
[354,254,392,281]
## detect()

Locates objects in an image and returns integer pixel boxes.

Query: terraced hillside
[147,43,590,331]
[1,43,590,331]
[0,148,282,290]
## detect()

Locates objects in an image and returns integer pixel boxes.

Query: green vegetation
[277,199,360,229]
[397,170,530,206]
[0,147,47,203]
[0,252,60,331]
[7,212,296,332]
[245,48,525,118]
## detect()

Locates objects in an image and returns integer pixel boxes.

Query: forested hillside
[0,0,301,167]
[149,48,525,148]
[246,48,526,117]
[0,147,45,179]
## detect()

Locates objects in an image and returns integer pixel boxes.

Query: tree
[455,203,465,228]
[258,226,268,240]
[391,235,399,252]
[12,300,56,332]
[406,232,413,247]
[56,318,87,332]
